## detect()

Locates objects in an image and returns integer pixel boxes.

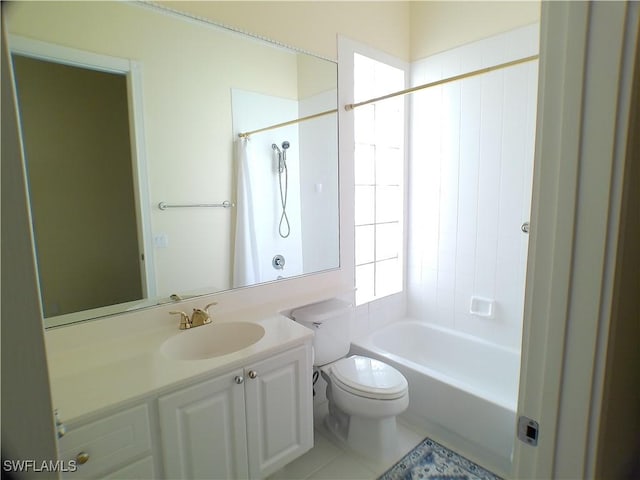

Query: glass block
[375,258,402,298]
[354,53,377,102]
[354,105,375,144]
[376,147,402,186]
[355,185,375,226]
[355,144,375,185]
[376,222,400,261]
[374,61,405,97]
[376,185,401,223]
[356,263,375,305]
[375,99,404,147]
[355,225,375,265]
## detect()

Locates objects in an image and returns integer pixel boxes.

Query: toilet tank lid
[291,298,352,324]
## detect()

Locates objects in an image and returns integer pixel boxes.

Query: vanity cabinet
[158,368,249,479]
[159,344,313,479]
[58,404,155,479]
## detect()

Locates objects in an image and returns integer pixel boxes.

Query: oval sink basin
[161,322,265,361]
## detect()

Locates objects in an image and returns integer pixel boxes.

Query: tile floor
[268,401,429,480]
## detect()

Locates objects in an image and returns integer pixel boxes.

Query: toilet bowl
[321,355,409,461]
[291,299,409,462]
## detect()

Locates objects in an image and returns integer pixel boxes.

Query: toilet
[291,298,409,462]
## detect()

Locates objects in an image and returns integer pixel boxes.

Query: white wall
[299,89,340,274]
[407,25,539,350]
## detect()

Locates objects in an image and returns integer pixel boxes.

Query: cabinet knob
[248,370,258,379]
[234,375,244,384]
[75,452,90,465]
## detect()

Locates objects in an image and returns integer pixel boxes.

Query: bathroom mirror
[6,1,339,328]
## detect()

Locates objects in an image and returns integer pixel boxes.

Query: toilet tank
[291,298,353,366]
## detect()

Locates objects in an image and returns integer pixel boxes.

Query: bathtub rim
[352,318,521,411]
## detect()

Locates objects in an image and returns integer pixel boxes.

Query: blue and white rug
[378,437,502,480]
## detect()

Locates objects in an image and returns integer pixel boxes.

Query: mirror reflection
[6,1,339,328]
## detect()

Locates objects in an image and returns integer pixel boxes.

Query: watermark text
[3,459,78,473]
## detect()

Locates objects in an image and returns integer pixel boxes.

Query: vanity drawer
[58,404,152,479]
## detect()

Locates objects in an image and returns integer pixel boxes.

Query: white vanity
[46,311,314,479]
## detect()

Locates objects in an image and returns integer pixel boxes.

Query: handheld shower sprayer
[272,143,285,173]
[271,140,291,238]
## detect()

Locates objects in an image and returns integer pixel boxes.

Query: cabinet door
[159,370,249,479]
[244,344,313,478]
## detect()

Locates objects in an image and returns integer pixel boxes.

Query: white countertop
[45,309,313,424]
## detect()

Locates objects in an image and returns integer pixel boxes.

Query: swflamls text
[3,459,78,473]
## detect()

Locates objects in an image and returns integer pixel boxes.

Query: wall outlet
[154,233,169,248]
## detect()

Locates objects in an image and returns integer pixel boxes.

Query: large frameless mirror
[5,1,339,328]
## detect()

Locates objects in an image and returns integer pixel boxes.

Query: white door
[159,370,249,479]
[244,345,313,479]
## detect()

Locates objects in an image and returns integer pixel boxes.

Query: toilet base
[323,400,402,464]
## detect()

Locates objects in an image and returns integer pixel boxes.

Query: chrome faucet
[171,302,218,330]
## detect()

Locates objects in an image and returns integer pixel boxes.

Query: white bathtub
[350,319,520,474]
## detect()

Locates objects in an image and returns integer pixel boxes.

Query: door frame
[513,2,639,478]
[8,35,157,326]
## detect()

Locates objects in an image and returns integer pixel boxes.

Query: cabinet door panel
[245,345,313,478]
[159,371,248,479]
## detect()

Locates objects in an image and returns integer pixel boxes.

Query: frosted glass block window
[354,53,405,305]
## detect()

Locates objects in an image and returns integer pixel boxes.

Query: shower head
[282,141,290,150]
[272,143,282,155]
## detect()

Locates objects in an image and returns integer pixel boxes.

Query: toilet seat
[325,355,408,400]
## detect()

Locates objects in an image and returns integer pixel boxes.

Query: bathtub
[350,319,520,473]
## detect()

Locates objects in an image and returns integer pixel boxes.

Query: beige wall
[297,52,337,100]
[164,1,539,63]
[161,1,412,61]
[410,1,540,60]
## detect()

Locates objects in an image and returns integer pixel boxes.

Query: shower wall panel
[407,24,539,350]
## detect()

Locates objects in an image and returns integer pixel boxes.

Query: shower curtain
[233,138,260,288]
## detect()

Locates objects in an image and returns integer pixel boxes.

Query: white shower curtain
[233,138,260,288]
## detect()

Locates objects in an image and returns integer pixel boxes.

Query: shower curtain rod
[236,55,537,138]
[237,108,338,138]
[344,54,539,111]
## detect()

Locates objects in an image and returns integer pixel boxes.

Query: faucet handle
[170,311,191,330]
[190,307,211,327]
[204,302,218,313]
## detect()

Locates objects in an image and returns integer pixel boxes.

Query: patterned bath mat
[378,437,502,480]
